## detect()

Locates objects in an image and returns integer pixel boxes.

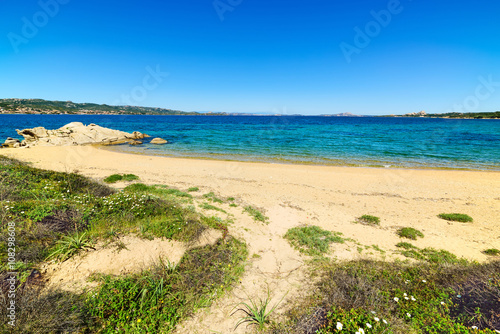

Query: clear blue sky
[1,0,499,115]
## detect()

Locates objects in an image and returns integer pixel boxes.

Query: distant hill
[388,110,500,119]
[0,98,225,115]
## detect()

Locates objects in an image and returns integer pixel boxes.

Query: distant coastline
[1,98,498,118]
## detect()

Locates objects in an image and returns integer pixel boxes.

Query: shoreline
[1,145,499,263]
[101,144,500,172]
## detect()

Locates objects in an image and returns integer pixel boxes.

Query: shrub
[103,174,123,183]
[396,242,418,249]
[104,174,139,183]
[284,226,344,256]
[483,248,500,256]
[244,206,268,223]
[356,215,380,225]
[397,227,424,240]
[438,213,473,223]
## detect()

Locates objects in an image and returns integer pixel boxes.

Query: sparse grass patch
[483,248,500,256]
[233,289,285,330]
[396,242,418,249]
[438,213,473,223]
[103,174,122,183]
[187,187,199,192]
[203,191,224,203]
[284,226,345,256]
[122,174,139,181]
[244,205,268,223]
[397,227,424,240]
[200,202,226,213]
[356,214,380,226]
[104,173,139,183]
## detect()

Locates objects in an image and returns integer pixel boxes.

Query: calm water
[1,114,499,170]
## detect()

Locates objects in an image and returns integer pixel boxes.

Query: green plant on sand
[47,232,95,261]
[438,213,473,223]
[284,225,345,256]
[397,227,424,240]
[356,214,380,225]
[233,289,286,330]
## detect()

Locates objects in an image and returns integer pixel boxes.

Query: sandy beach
[2,145,498,261]
[2,145,499,333]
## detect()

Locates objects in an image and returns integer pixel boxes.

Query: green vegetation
[203,191,224,203]
[187,187,199,192]
[438,213,473,223]
[233,289,285,330]
[396,242,418,250]
[0,156,247,333]
[48,232,95,261]
[103,173,139,183]
[397,244,467,265]
[356,214,381,226]
[88,237,247,333]
[124,183,192,200]
[200,202,226,213]
[483,248,500,256]
[270,259,500,333]
[284,226,345,256]
[0,98,219,115]
[397,227,424,240]
[244,205,269,223]
[398,111,500,119]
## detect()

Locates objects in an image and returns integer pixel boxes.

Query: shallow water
[1,114,499,170]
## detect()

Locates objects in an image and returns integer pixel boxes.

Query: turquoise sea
[1,114,499,170]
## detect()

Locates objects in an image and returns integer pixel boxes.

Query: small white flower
[404,296,409,300]
[358,329,365,334]
[457,294,461,298]
[394,297,399,302]
[411,296,416,301]
[336,322,343,330]
[403,293,407,297]
[422,280,426,283]
[406,313,411,318]
[366,323,372,328]
[472,326,478,329]
[441,301,446,305]
[374,317,380,322]
[371,311,376,314]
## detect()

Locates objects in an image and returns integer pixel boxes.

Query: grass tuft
[438,213,473,223]
[284,225,345,256]
[244,206,268,223]
[397,227,424,240]
[356,214,380,226]
[483,248,500,256]
[233,289,286,330]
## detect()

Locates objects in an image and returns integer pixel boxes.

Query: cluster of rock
[1,122,168,148]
